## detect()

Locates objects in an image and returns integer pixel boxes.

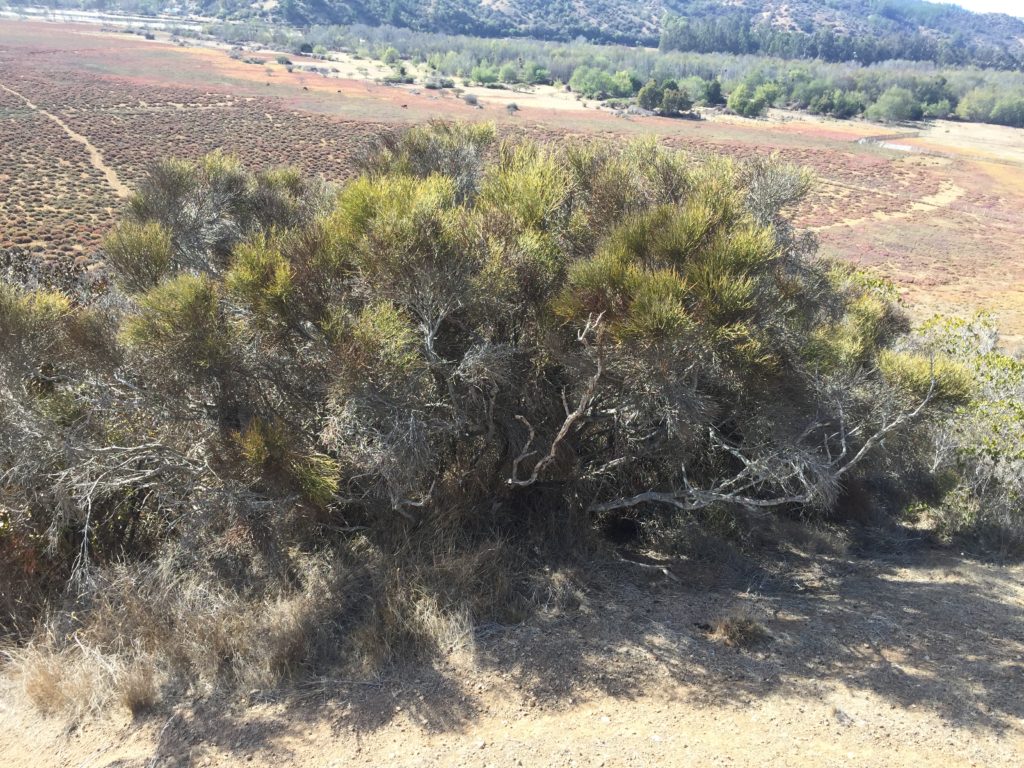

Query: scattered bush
[922,99,953,119]
[727,82,779,118]
[911,315,1024,554]
[424,76,455,89]
[569,66,636,99]
[637,80,662,111]
[660,87,692,115]
[865,86,924,123]
[470,62,499,84]
[808,88,867,119]
[705,78,725,105]
[711,615,772,649]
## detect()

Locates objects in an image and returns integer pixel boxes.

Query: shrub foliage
[0,123,1009,709]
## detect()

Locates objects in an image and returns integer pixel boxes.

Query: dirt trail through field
[810,180,967,232]
[0,80,130,198]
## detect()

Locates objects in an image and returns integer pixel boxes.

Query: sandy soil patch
[905,120,1024,166]
[1,549,1021,767]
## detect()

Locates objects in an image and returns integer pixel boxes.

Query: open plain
[2,20,1024,344]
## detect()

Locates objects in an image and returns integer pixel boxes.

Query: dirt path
[810,180,967,232]
[0,80,130,198]
[2,549,1022,767]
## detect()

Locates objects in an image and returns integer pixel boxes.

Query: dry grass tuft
[6,523,582,718]
[17,645,68,715]
[13,643,162,718]
[711,615,773,649]
[116,657,161,717]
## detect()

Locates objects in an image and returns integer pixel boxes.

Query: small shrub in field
[865,86,924,123]
[424,78,441,89]
[711,615,772,649]
[727,83,770,117]
[15,643,160,718]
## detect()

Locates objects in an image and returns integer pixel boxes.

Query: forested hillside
[21,0,1024,68]
[659,0,1024,68]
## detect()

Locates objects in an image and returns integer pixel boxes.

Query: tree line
[659,11,1024,71]
[19,0,1024,71]
[192,19,1024,127]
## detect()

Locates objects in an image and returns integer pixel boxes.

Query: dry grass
[711,615,773,649]
[5,547,337,717]
[12,642,161,718]
[115,657,161,716]
[4,518,587,719]
[348,524,584,669]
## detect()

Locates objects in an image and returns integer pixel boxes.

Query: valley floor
[3,20,1024,347]
[1,19,1023,765]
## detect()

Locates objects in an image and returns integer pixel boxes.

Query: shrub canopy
[0,123,998,697]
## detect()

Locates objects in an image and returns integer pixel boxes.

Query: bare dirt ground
[2,546,1022,767]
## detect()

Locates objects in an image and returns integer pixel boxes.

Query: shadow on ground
[134,531,1024,765]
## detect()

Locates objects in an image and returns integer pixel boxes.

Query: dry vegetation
[0,38,386,265]
[3,546,1022,767]
[3,21,1024,344]
[0,83,117,261]
[709,614,772,649]
[0,21,1023,767]
[2,120,1019,722]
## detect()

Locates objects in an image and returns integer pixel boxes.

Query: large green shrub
[0,124,995,706]
[865,86,924,123]
[956,88,997,122]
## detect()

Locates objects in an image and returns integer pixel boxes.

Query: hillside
[43,0,1024,66]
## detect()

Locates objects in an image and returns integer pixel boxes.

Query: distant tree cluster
[954,88,1024,127]
[726,82,779,118]
[636,79,699,114]
[31,0,1024,70]
[659,5,1024,71]
[191,19,1024,128]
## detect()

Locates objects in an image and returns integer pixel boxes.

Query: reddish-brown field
[1,20,1023,344]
